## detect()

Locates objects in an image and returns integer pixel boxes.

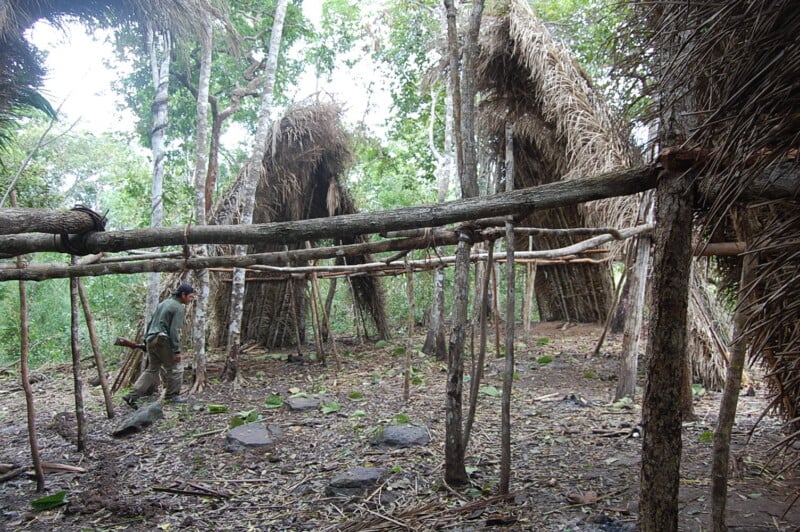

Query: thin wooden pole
[500,122,516,495]
[70,257,88,451]
[13,191,45,491]
[403,260,414,401]
[76,279,115,418]
[711,219,756,532]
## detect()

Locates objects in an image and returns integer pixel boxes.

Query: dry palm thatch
[207,100,389,349]
[475,0,639,323]
[476,0,731,389]
[627,0,800,438]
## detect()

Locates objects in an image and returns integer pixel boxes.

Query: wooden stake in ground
[77,279,114,419]
[640,171,694,531]
[403,260,414,402]
[70,257,88,451]
[500,122,516,495]
[12,190,45,491]
[711,224,756,532]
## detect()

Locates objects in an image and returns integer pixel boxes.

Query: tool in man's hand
[114,337,146,351]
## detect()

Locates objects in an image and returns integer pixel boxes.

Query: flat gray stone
[286,396,320,411]
[226,422,283,451]
[373,424,430,448]
[326,466,387,497]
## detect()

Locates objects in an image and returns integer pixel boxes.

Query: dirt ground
[0,322,798,531]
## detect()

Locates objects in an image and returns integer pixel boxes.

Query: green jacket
[144,296,186,353]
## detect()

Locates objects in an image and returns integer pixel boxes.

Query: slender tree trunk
[442,0,484,489]
[403,262,415,401]
[423,65,453,361]
[711,221,755,532]
[77,280,114,418]
[12,191,44,491]
[191,15,213,393]
[464,242,493,449]
[226,0,288,381]
[70,258,87,452]
[445,231,471,486]
[145,26,172,356]
[615,190,654,400]
[640,171,694,532]
[500,123,515,494]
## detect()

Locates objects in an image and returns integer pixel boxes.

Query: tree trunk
[615,190,654,400]
[226,0,288,381]
[191,15,212,393]
[12,191,45,491]
[444,231,471,486]
[639,171,694,532]
[711,223,755,532]
[145,26,172,340]
[70,260,87,452]
[500,122,515,495]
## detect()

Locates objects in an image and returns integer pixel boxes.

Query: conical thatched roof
[628,0,800,441]
[207,100,389,349]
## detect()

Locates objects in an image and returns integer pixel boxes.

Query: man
[123,284,195,408]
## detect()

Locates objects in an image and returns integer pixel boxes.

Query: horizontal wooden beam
[0,165,658,258]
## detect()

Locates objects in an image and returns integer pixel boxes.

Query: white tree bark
[191,15,213,392]
[226,0,289,380]
[146,26,172,327]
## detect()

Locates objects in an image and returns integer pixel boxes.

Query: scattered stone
[112,402,163,437]
[372,424,430,448]
[326,466,387,498]
[286,396,320,411]
[225,422,284,452]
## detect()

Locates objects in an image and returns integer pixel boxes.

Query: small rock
[372,424,430,448]
[326,466,387,498]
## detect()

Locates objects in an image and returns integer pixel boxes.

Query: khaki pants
[128,335,183,400]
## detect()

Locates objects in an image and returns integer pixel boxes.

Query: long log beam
[0,208,104,235]
[0,165,658,258]
[0,224,653,282]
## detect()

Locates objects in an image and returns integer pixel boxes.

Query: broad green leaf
[394,413,411,424]
[207,404,228,414]
[265,394,284,408]
[31,491,67,511]
[479,386,502,397]
[321,402,341,414]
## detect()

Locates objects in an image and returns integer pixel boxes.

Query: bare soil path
[1,323,797,530]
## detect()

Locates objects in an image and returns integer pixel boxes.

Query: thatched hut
[629,0,800,431]
[475,0,639,324]
[207,100,389,349]
[474,0,733,389]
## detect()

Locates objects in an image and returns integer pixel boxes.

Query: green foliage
[393,412,410,424]
[698,430,714,444]
[479,385,502,397]
[264,394,284,408]
[321,401,341,414]
[348,390,364,401]
[537,355,553,365]
[31,491,67,511]
[230,409,261,428]
[535,337,550,346]
[583,370,598,379]
[207,404,228,413]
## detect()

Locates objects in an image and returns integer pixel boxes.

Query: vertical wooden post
[76,279,114,418]
[640,171,694,531]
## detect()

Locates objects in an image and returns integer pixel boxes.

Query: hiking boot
[122,395,139,409]
[164,396,187,404]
